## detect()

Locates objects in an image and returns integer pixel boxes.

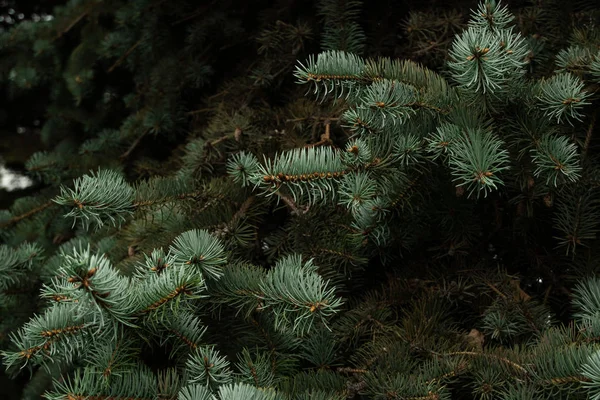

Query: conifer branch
[140,284,193,314]
[276,192,310,215]
[186,108,212,116]
[3,1,600,398]
[305,120,332,148]
[108,40,143,73]
[120,129,148,159]
[53,6,94,41]
[132,191,204,208]
[538,375,591,384]
[286,117,340,123]
[0,201,54,228]
[407,393,444,400]
[583,110,597,157]
[171,4,211,26]
[206,128,242,149]
[337,367,368,374]
[442,351,529,376]
[102,339,121,378]
[412,39,452,57]
[313,247,361,263]
[230,196,255,224]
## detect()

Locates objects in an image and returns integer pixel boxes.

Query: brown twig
[120,130,149,160]
[171,7,209,26]
[133,190,203,208]
[305,119,333,148]
[337,367,368,374]
[207,89,229,101]
[484,280,507,299]
[538,375,591,385]
[583,110,597,158]
[412,39,452,57]
[202,128,242,154]
[0,201,54,228]
[443,351,529,375]
[406,393,444,400]
[426,361,469,385]
[286,116,339,123]
[100,0,167,67]
[187,107,212,116]
[208,134,232,147]
[53,8,91,41]
[108,40,142,73]
[230,196,255,225]
[276,193,309,215]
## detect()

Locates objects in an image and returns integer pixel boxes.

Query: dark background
[0,0,65,209]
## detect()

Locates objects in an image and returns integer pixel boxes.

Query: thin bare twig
[120,130,149,160]
[230,196,255,225]
[276,193,309,215]
[103,0,168,68]
[412,39,452,57]
[442,351,529,375]
[108,40,142,73]
[0,201,54,228]
[208,134,232,147]
[53,8,91,41]
[171,5,210,26]
[186,108,212,116]
[286,116,339,123]
[304,119,333,148]
[583,110,597,157]
[337,367,368,374]
[133,191,203,208]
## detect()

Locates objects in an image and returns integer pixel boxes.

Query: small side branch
[206,128,242,149]
[187,108,212,116]
[276,193,309,215]
[538,375,592,385]
[171,5,210,26]
[583,110,597,158]
[108,40,142,73]
[230,196,255,225]
[120,130,149,160]
[132,190,204,208]
[337,367,368,374]
[442,351,529,376]
[53,7,92,41]
[305,119,333,148]
[0,201,54,228]
[286,116,339,123]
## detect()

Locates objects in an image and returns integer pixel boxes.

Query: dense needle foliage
[1,0,600,399]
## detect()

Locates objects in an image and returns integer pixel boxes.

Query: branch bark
[276,193,309,215]
[120,130,148,160]
[583,109,597,158]
[0,201,54,228]
[53,8,91,41]
[108,40,142,73]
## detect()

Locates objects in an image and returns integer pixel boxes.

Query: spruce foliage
[1,0,600,399]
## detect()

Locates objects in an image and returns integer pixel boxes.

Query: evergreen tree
[1,0,600,399]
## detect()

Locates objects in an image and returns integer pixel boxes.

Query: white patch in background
[0,162,34,191]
